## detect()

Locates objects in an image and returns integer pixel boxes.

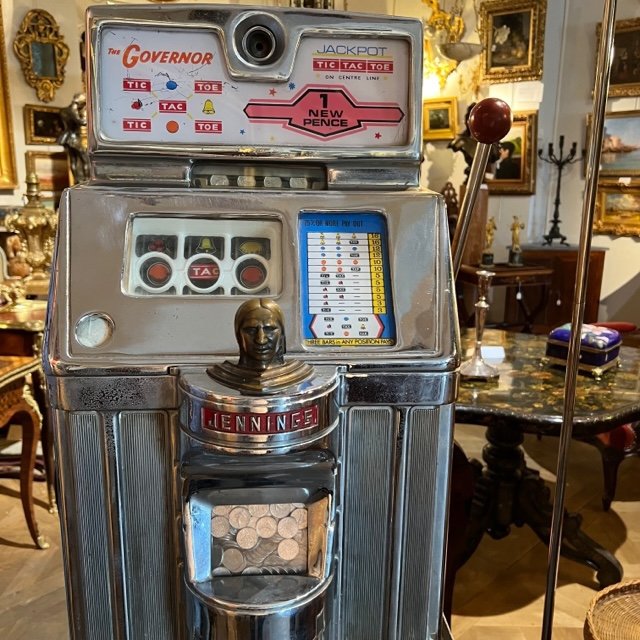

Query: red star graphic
[269,88,277,96]
[375,132,382,139]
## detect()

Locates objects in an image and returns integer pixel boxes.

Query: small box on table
[545,323,622,379]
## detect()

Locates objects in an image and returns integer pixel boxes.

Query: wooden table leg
[15,382,49,550]
[462,418,622,589]
[31,368,57,513]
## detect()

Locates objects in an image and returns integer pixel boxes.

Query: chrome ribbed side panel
[118,411,179,639]
[63,412,115,639]
[397,406,453,640]
[341,407,397,640]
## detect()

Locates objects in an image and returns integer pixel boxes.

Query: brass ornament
[4,174,58,297]
[13,9,69,103]
[208,299,313,394]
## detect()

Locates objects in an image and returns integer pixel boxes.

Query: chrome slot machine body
[45,5,459,640]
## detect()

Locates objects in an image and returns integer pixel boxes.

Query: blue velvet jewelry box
[545,323,622,378]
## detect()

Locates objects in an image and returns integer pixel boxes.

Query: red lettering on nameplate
[159,100,187,113]
[122,78,151,92]
[202,405,319,434]
[243,85,404,139]
[123,118,151,131]
[195,120,223,133]
[194,80,223,94]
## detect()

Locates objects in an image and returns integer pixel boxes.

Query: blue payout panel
[299,211,396,347]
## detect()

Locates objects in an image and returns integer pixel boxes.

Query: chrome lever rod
[541,1,618,638]
[451,98,512,277]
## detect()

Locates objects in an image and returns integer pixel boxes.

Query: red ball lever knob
[468,98,512,144]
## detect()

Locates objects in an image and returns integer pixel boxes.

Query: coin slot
[234,14,286,66]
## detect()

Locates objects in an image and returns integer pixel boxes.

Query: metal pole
[540,1,617,638]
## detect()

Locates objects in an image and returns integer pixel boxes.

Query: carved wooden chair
[0,355,48,548]
[580,322,640,511]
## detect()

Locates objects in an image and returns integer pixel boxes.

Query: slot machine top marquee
[87,4,422,161]
[46,4,457,373]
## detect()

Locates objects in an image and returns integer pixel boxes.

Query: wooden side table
[0,300,55,513]
[457,262,554,332]
[0,355,49,548]
[508,245,607,332]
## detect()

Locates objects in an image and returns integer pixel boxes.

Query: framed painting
[0,8,17,188]
[588,110,640,180]
[597,18,640,97]
[23,104,64,145]
[25,150,70,193]
[594,184,640,237]
[480,0,546,84]
[487,111,538,195]
[423,97,458,141]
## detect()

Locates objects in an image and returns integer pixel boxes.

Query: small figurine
[208,299,312,393]
[508,216,525,266]
[481,216,497,266]
[58,93,90,183]
[5,234,31,278]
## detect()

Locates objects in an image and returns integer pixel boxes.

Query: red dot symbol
[321,267,326,272]
[239,264,266,288]
[353,260,359,264]
[343,331,350,336]
[321,260,327,265]
[166,120,179,134]
[337,260,342,265]
[338,267,343,272]
[147,261,171,285]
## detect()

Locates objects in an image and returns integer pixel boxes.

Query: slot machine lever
[451,98,512,277]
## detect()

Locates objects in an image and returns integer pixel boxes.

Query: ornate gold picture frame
[13,9,69,103]
[0,8,18,189]
[597,18,640,98]
[480,0,546,84]
[594,184,640,237]
[587,110,640,181]
[423,97,458,141]
[487,111,538,195]
[23,104,64,145]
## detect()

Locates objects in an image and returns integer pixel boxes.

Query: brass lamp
[5,173,58,297]
[422,0,481,88]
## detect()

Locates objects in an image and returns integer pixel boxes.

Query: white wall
[0,0,84,207]
[1,0,638,321]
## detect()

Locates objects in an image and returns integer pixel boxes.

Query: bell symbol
[203,99,215,115]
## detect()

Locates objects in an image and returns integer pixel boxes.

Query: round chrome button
[74,313,115,348]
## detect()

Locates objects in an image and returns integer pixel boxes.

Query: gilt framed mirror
[13,9,69,103]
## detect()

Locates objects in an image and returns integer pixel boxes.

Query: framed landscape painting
[594,185,640,237]
[596,110,640,179]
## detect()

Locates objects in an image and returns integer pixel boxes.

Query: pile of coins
[211,502,308,576]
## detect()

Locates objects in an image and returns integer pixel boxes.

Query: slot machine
[45,4,460,639]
